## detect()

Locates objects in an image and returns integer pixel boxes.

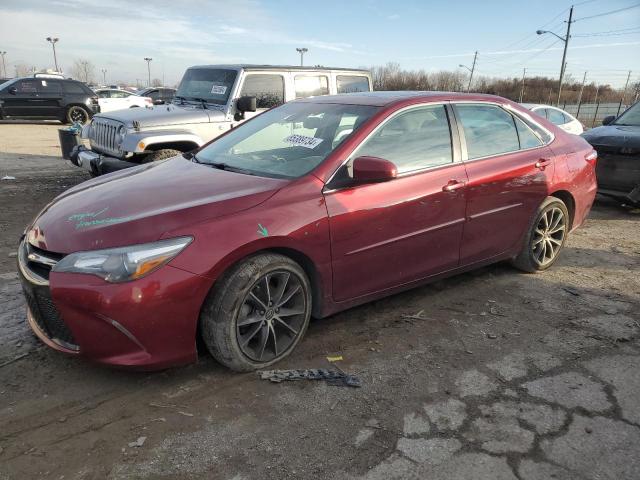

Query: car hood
[581,124,640,148]
[28,157,287,254]
[95,103,225,128]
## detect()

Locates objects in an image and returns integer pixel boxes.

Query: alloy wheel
[532,206,566,267]
[236,271,307,363]
[69,107,88,124]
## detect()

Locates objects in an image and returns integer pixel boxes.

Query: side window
[16,80,38,93]
[513,114,543,149]
[97,91,110,98]
[63,82,87,94]
[37,80,62,94]
[294,75,329,98]
[111,90,130,98]
[547,108,568,125]
[337,75,370,93]
[454,104,520,159]
[147,90,160,100]
[354,105,453,173]
[240,74,285,109]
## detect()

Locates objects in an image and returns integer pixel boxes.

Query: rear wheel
[141,149,181,163]
[512,197,569,272]
[200,253,312,371]
[65,105,90,124]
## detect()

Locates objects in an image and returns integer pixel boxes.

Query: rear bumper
[70,145,137,176]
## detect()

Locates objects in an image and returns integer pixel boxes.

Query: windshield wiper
[207,162,256,176]
[174,95,187,105]
[188,97,209,109]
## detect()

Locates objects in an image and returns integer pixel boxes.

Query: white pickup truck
[71,65,372,176]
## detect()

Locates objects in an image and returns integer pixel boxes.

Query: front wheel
[511,197,569,272]
[141,149,181,163]
[65,105,90,124]
[200,253,312,371]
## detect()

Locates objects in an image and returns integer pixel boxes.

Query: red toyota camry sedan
[18,92,597,371]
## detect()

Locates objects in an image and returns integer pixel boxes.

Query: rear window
[546,108,569,125]
[337,75,370,93]
[295,75,329,98]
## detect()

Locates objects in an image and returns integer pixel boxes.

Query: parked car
[18,92,597,371]
[0,75,99,123]
[581,101,640,205]
[521,103,584,135]
[137,87,176,105]
[95,88,153,112]
[70,65,372,176]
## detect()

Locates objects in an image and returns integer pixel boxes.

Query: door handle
[535,158,552,169]
[442,180,465,192]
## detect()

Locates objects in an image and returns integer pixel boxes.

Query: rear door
[325,103,468,301]
[453,103,554,265]
[2,79,40,117]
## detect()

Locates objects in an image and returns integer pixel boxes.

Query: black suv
[136,87,176,105]
[0,75,99,124]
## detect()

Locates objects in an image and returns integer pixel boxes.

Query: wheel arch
[549,189,575,229]
[144,141,200,152]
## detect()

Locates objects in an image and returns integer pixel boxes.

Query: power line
[573,2,640,22]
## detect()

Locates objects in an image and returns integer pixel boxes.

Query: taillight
[585,150,597,166]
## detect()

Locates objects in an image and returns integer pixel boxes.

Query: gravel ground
[1,122,639,480]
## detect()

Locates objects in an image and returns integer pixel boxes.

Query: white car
[521,104,584,135]
[95,89,152,112]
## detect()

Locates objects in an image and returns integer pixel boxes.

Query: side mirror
[602,115,615,126]
[234,96,257,121]
[352,156,397,185]
[8,86,17,95]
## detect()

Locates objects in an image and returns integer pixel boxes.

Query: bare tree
[151,78,162,87]
[72,59,95,83]
[14,63,32,77]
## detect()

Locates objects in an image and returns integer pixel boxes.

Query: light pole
[46,37,59,72]
[0,51,6,78]
[144,57,152,86]
[459,51,478,93]
[536,5,573,106]
[296,48,308,67]
[101,68,107,85]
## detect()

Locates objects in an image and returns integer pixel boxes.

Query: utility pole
[296,48,308,67]
[519,67,527,102]
[46,37,59,72]
[101,68,106,85]
[617,70,632,115]
[459,51,478,93]
[0,51,6,78]
[144,58,152,86]
[576,71,587,118]
[536,5,572,106]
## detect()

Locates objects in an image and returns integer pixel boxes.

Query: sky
[0,0,639,88]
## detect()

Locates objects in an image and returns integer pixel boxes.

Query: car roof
[187,64,370,74]
[296,91,509,107]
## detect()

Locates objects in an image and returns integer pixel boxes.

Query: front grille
[89,117,124,157]
[18,241,79,351]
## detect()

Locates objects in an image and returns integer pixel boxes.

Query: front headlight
[117,125,127,145]
[52,237,192,283]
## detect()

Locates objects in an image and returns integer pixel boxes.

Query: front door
[325,104,468,302]
[452,103,555,264]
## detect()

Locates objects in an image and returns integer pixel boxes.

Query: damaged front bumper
[70,145,138,176]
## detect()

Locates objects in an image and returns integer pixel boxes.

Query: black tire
[65,105,90,125]
[141,149,181,163]
[200,253,312,372]
[511,196,570,273]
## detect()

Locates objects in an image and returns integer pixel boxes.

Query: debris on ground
[0,353,30,369]
[563,287,581,296]
[258,369,361,388]
[127,436,147,448]
[178,411,194,417]
[326,355,343,362]
[1,176,16,180]
[401,310,432,321]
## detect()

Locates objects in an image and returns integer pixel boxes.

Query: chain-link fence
[560,102,630,128]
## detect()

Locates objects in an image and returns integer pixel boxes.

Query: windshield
[194,102,380,178]
[175,68,237,105]
[614,102,640,126]
[0,78,17,91]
